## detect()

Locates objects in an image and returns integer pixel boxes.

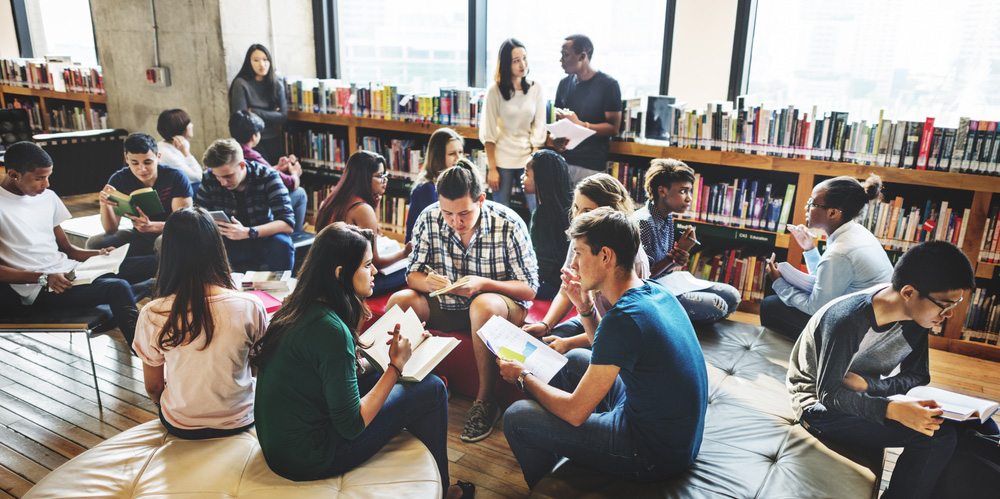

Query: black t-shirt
[108,164,193,222]
[554,71,622,171]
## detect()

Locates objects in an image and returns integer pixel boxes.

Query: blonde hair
[574,173,636,218]
[202,138,244,169]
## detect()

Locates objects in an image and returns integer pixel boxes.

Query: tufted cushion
[24,420,442,498]
[530,320,882,499]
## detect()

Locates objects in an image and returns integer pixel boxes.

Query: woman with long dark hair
[133,207,267,439]
[315,151,412,295]
[479,38,546,210]
[229,44,287,164]
[406,128,464,242]
[252,223,470,498]
[520,150,573,300]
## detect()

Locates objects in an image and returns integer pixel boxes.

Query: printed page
[545,119,597,151]
[360,305,427,369]
[476,315,568,384]
[71,244,130,286]
[892,385,998,423]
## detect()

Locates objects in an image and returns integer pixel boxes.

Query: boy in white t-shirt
[0,142,158,348]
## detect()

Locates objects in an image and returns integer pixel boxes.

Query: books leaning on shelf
[380,194,408,238]
[687,249,769,302]
[284,129,348,170]
[963,287,1000,345]
[889,386,998,424]
[108,187,164,218]
[861,197,970,253]
[686,173,795,233]
[359,305,460,382]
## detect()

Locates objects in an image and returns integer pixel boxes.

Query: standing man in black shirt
[549,34,622,185]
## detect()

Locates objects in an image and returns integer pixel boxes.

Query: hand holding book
[385,323,412,375]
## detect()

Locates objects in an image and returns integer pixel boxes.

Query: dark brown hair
[316,150,385,230]
[644,158,695,202]
[156,109,191,141]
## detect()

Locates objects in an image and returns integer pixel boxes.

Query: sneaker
[460,401,499,443]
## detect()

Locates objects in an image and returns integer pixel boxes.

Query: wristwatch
[516,370,533,392]
[37,273,48,291]
[248,227,259,239]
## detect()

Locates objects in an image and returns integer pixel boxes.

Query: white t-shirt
[133,291,267,430]
[479,83,547,170]
[157,140,203,182]
[0,187,77,304]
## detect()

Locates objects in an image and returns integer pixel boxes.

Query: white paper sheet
[544,119,597,151]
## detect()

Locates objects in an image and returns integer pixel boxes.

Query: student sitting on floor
[500,207,708,489]
[133,207,267,440]
[228,110,307,232]
[519,150,573,301]
[521,173,650,353]
[635,159,741,322]
[787,241,999,498]
[88,133,194,257]
[0,141,158,348]
[315,151,413,296]
[252,222,473,499]
[386,161,538,443]
[763,174,894,339]
[194,138,294,272]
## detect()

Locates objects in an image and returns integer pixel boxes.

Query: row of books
[860,198,971,253]
[379,194,409,236]
[962,287,1000,345]
[688,174,796,233]
[47,104,108,132]
[360,136,422,178]
[687,249,768,302]
[0,58,105,94]
[284,129,348,170]
[976,206,1000,264]
[6,98,43,131]
[285,78,484,127]
[606,161,647,206]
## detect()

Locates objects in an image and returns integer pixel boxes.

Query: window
[486,0,667,99]
[338,0,468,94]
[24,0,98,66]
[744,0,1000,125]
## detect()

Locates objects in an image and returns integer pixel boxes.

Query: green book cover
[109,187,164,217]
[777,185,796,234]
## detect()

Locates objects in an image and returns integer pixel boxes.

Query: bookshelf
[0,85,108,133]
[286,112,1000,361]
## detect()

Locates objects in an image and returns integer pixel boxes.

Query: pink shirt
[134,291,267,430]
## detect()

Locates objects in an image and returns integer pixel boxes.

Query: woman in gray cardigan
[229,44,287,164]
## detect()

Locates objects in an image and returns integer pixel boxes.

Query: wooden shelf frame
[0,84,108,133]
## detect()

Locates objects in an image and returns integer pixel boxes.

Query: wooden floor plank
[0,443,50,484]
[0,391,105,449]
[0,465,33,498]
[7,419,88,460]
[0,426,68,471]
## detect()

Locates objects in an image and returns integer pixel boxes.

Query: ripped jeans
[674,282,742,323]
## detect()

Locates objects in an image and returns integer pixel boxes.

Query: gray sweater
[229,77,287,140]
[787,285,931,424]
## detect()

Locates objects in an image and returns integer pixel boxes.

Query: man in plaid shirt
[387,160,538,443]
[194,139,294,271]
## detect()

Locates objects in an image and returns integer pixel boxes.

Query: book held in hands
[889,386,998,424]
[70,244,130,286]
[359,305,459,382]
[109,187,164,218]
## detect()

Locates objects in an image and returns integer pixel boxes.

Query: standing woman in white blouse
[480,38,547,212]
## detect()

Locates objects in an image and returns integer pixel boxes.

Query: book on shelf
[687,248,769,302]
[860,196,969,253]
[284,129,348,170]
[108,187,164,218]
[683,173,793,234]
[889,386,998,424]
[7,97,44,131]
[360,305,459,382]
[963,287,1000,345]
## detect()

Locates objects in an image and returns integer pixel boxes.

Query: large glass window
[338,0,468,93]
[486,0,667,99]
[25,0,98,66]
[745,0,1000,125]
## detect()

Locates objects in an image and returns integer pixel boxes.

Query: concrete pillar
[90,0,314,159]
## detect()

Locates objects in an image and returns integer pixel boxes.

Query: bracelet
[540,321,551,334]
[388,363,403,377]
[577,305,596,318]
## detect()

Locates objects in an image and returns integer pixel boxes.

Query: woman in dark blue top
[405,128,464,242]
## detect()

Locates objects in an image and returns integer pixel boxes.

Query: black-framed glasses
[919,291,963,316]
[373,172,389,181]
[805,197,830,210]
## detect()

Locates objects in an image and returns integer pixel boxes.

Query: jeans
[324,374,450,492]
[503,349,676,488]
[224,232,294,272]
[759,294,813,340]
[549,318,588,348]
[372,268,406,296]
[673,281,742,323]
[800,405,999,499]
[87,229,162,257]
[0,255,158,347]
[493,167,536,212]
[289,187,307,233]
[535,280,559,301]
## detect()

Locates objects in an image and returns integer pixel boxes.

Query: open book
[777,261,815,293]
[359,305,459,382]
[476,315,568,384]
[109,187,164,218]
[889,386,999,424]
[71,244,130,286]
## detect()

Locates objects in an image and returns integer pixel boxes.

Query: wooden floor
[1,194,998,498]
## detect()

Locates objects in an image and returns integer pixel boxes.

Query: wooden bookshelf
[287,113,1000,361]
[0,84,107,132]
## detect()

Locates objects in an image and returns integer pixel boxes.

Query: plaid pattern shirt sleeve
[407,205,439,276]
[258,166,294,228]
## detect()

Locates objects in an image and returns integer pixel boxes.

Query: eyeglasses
[919,291,963,316]
[372,172,389,181]
[805,197,830,210]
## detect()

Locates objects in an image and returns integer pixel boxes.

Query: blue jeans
[759,294,813,340]
[224,232,294,272]
[801,405,999,499]
[493,167,536,212]
[674,281,742,323]
[289,187,307,233]
[324,374,450,492]
[372,268,406,296]
[0,255,158,347]
[503,349,676,488]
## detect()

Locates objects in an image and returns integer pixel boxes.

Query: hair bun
[862,173,883,201]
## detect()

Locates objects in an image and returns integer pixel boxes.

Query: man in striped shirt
[194,139,294,272]
[387,161,538,443]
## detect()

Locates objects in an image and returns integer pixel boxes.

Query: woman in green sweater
[252,222,471,498]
